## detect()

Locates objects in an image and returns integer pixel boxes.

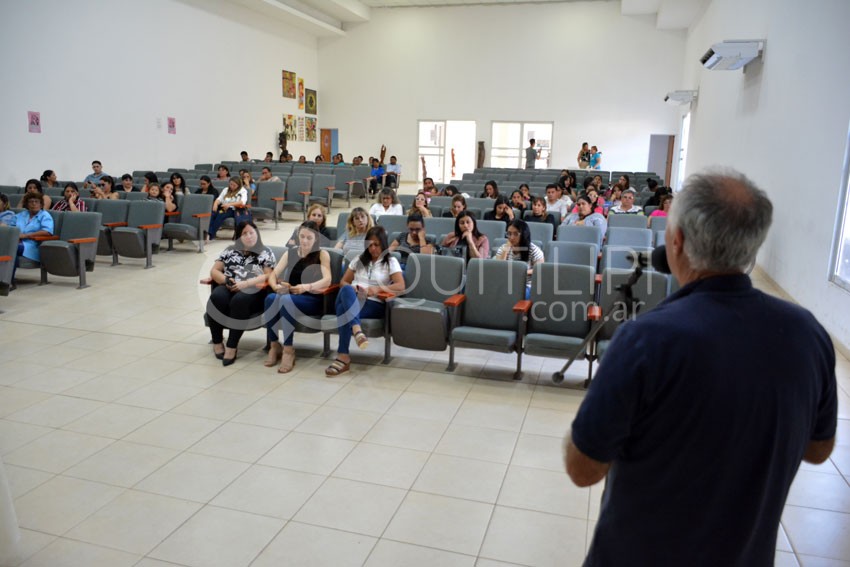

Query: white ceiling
[236,0,709,37]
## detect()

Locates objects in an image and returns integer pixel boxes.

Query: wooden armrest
[345,181,358,186]
[0,255,11,262]
[138,223,163,230]
[199,277,213,285]
[376,291,396,301]
[165,211,181,217]
[588,305,602,321]
[104,222,128,228]
[31,235,59,241]
[193,213,212,218]
[68,237,97,244]
[324,186,335,191]
[513,300,532,314]
[594,274,602,285]
[270,197,284,201]
[299,191,310,196]
[444,294,466,307]
[321,283,341,296]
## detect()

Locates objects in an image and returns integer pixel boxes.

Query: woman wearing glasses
[494,219,544,299]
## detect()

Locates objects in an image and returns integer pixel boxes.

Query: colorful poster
[28,111,41,133]
[282,70,296,99]
[297,116,305,142]
[167,117,176,135]
[298,78,305,110]
[283,114,297,141]
[305,117,317,142]
[305,89,317,115]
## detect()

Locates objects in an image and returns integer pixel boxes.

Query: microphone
[651,245,671,274]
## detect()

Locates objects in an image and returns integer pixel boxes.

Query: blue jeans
[11,242,24,284]
[265,292,324,346]
[334,285,385,355]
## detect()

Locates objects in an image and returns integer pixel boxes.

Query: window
[675,112,691,190]
[491,121,553,169]
[417,120,476,183]
[829,120,850,292]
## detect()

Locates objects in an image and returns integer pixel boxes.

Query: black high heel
[222,349,238,366]
[213,344,224,360]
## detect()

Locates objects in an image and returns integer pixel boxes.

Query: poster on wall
[28,111,41,133]
[167,117,176,135]
[305,117,317,142]
[297,117,305,142]
[305,89,317,115]
[282,70,296,99]
[298,78,305,110]
[283,114,297,141]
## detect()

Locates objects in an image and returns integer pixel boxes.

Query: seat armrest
[444,294,466,307]
[199,278,213,285]
[325,186,335,191]
[68,237,98,245]
[512,300,532,314]
[376,291,396,301]
[270,197,284,202]
[299,192,310,197]
[139,223,163,230]
[345,181,357,186]
[31,235,59,241]
[165,211,181,217]
[193,213,212,218]
[0,255,11,262]
[588,305,602,321]
[322,283,341,296]
[104,222,128,228]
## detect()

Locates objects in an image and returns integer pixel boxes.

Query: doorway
[417,120,476,183]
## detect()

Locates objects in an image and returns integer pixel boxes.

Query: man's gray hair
[668,168,773,273]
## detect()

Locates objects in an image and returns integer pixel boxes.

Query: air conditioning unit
[664,90,698,105]
[700,40,764,71]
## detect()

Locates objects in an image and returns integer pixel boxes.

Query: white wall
[0,0,320,184]
[318,2,686,178]
[681,0,850,349]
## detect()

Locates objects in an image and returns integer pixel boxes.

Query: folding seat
[557,224,605,249]
[466,197,494,211]
[644,205,658,216]
[607,214,648,230]
[194,163,213,172]
[309,173,335,209]
[81,197,97,212]
[94,199,131,262]
[353,165,372,196]
[251,181,286,229]
[524,263,597,383]
[398,194,415,209]
[167,168,188,173]
[162,193,213,252]
[655,230,665,247]
[110,200,165,268]
[606,227,652,248]
[291,163,313,175]
[649,216,667,232]
[446,258,529,380]
[429,196,452,210]
[528,221,553,249]
[121,192,148,201]
[283,176,312,220]
[212,179,229,191]
[37,211,103,288]
[0,225,20,297]
[0,185,21,194]
[508,173,534,183]
[476,220,508,254]
[423,217,456,242]
[376,215,409,239]
[389,254,465,355]
[600,245,654,272]
[546,241,598,268]
[44,187,64,198]
[329,167,357,208]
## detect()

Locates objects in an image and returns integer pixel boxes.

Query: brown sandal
[325,358,351,377]
[353,330,369,350]
[278,348,296,374]
[264,342,282,367]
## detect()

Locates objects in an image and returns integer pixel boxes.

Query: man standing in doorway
[565,168,837,566]
[525,139,539,170]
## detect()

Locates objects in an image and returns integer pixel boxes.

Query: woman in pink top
[647,194,673,226]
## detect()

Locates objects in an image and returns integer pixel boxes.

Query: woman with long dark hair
[440,210,490,261]
[494,219,544,298]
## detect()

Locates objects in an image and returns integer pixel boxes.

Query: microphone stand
[552,256,646,388]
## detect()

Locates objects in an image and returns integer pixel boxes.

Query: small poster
[28,111,41,133]
[297,116,305,142]
[283,114,297,141]
[305,117,317,142]
[167,117,176,135]
[282,70,296,98]
[305,89,317,115]
[298,78,305,110]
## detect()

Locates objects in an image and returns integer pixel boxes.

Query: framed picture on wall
[305,89,317,115]
[283,114,296,141]
[282,70,296,99]
[305,117,317,142]
[297,116,305,141]
[298,78,305,110]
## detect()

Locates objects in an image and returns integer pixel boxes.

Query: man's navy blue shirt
[572,274,836,567]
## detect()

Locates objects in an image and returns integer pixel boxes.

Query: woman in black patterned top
[206,221,275,365]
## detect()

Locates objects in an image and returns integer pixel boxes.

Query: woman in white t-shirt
[325,226,404,376]
[208,176,249,240]
[368,188,403,219]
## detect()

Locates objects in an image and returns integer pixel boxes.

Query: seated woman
[647,194,673,227]
[119,174,137,193]
[510,190,527,216]
[584,188,607,215]
[480,180,499,199]
[389,213,436,266]
[160,181,179,213]
[91,175,120,200]
[442,185,459,197]
[325,226,404,377]
[40,169,59,189]
[0,194,15,226]
[240,169,256,196]
[559,172,578,202]
[440,211,490,261]
[195,175,216,195]
[525,196,559,233]
[169,172,188,195]
[12,192,54,287]
[484,194,515,227]
[264,221,332,373]
[335,207,374,260]
[206,221,275,365]
[287,204,332,247]
[140,172,158,193]
[208,176,250,240]
[406,191,432,218]
[442,194,467,218]
[51,182,87,212]
[147,183,163,202]
[563,195,607,247]
[518,183,532,203]
[369,188,403,220]
[494,219,544,299]
[17,179,52,210]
